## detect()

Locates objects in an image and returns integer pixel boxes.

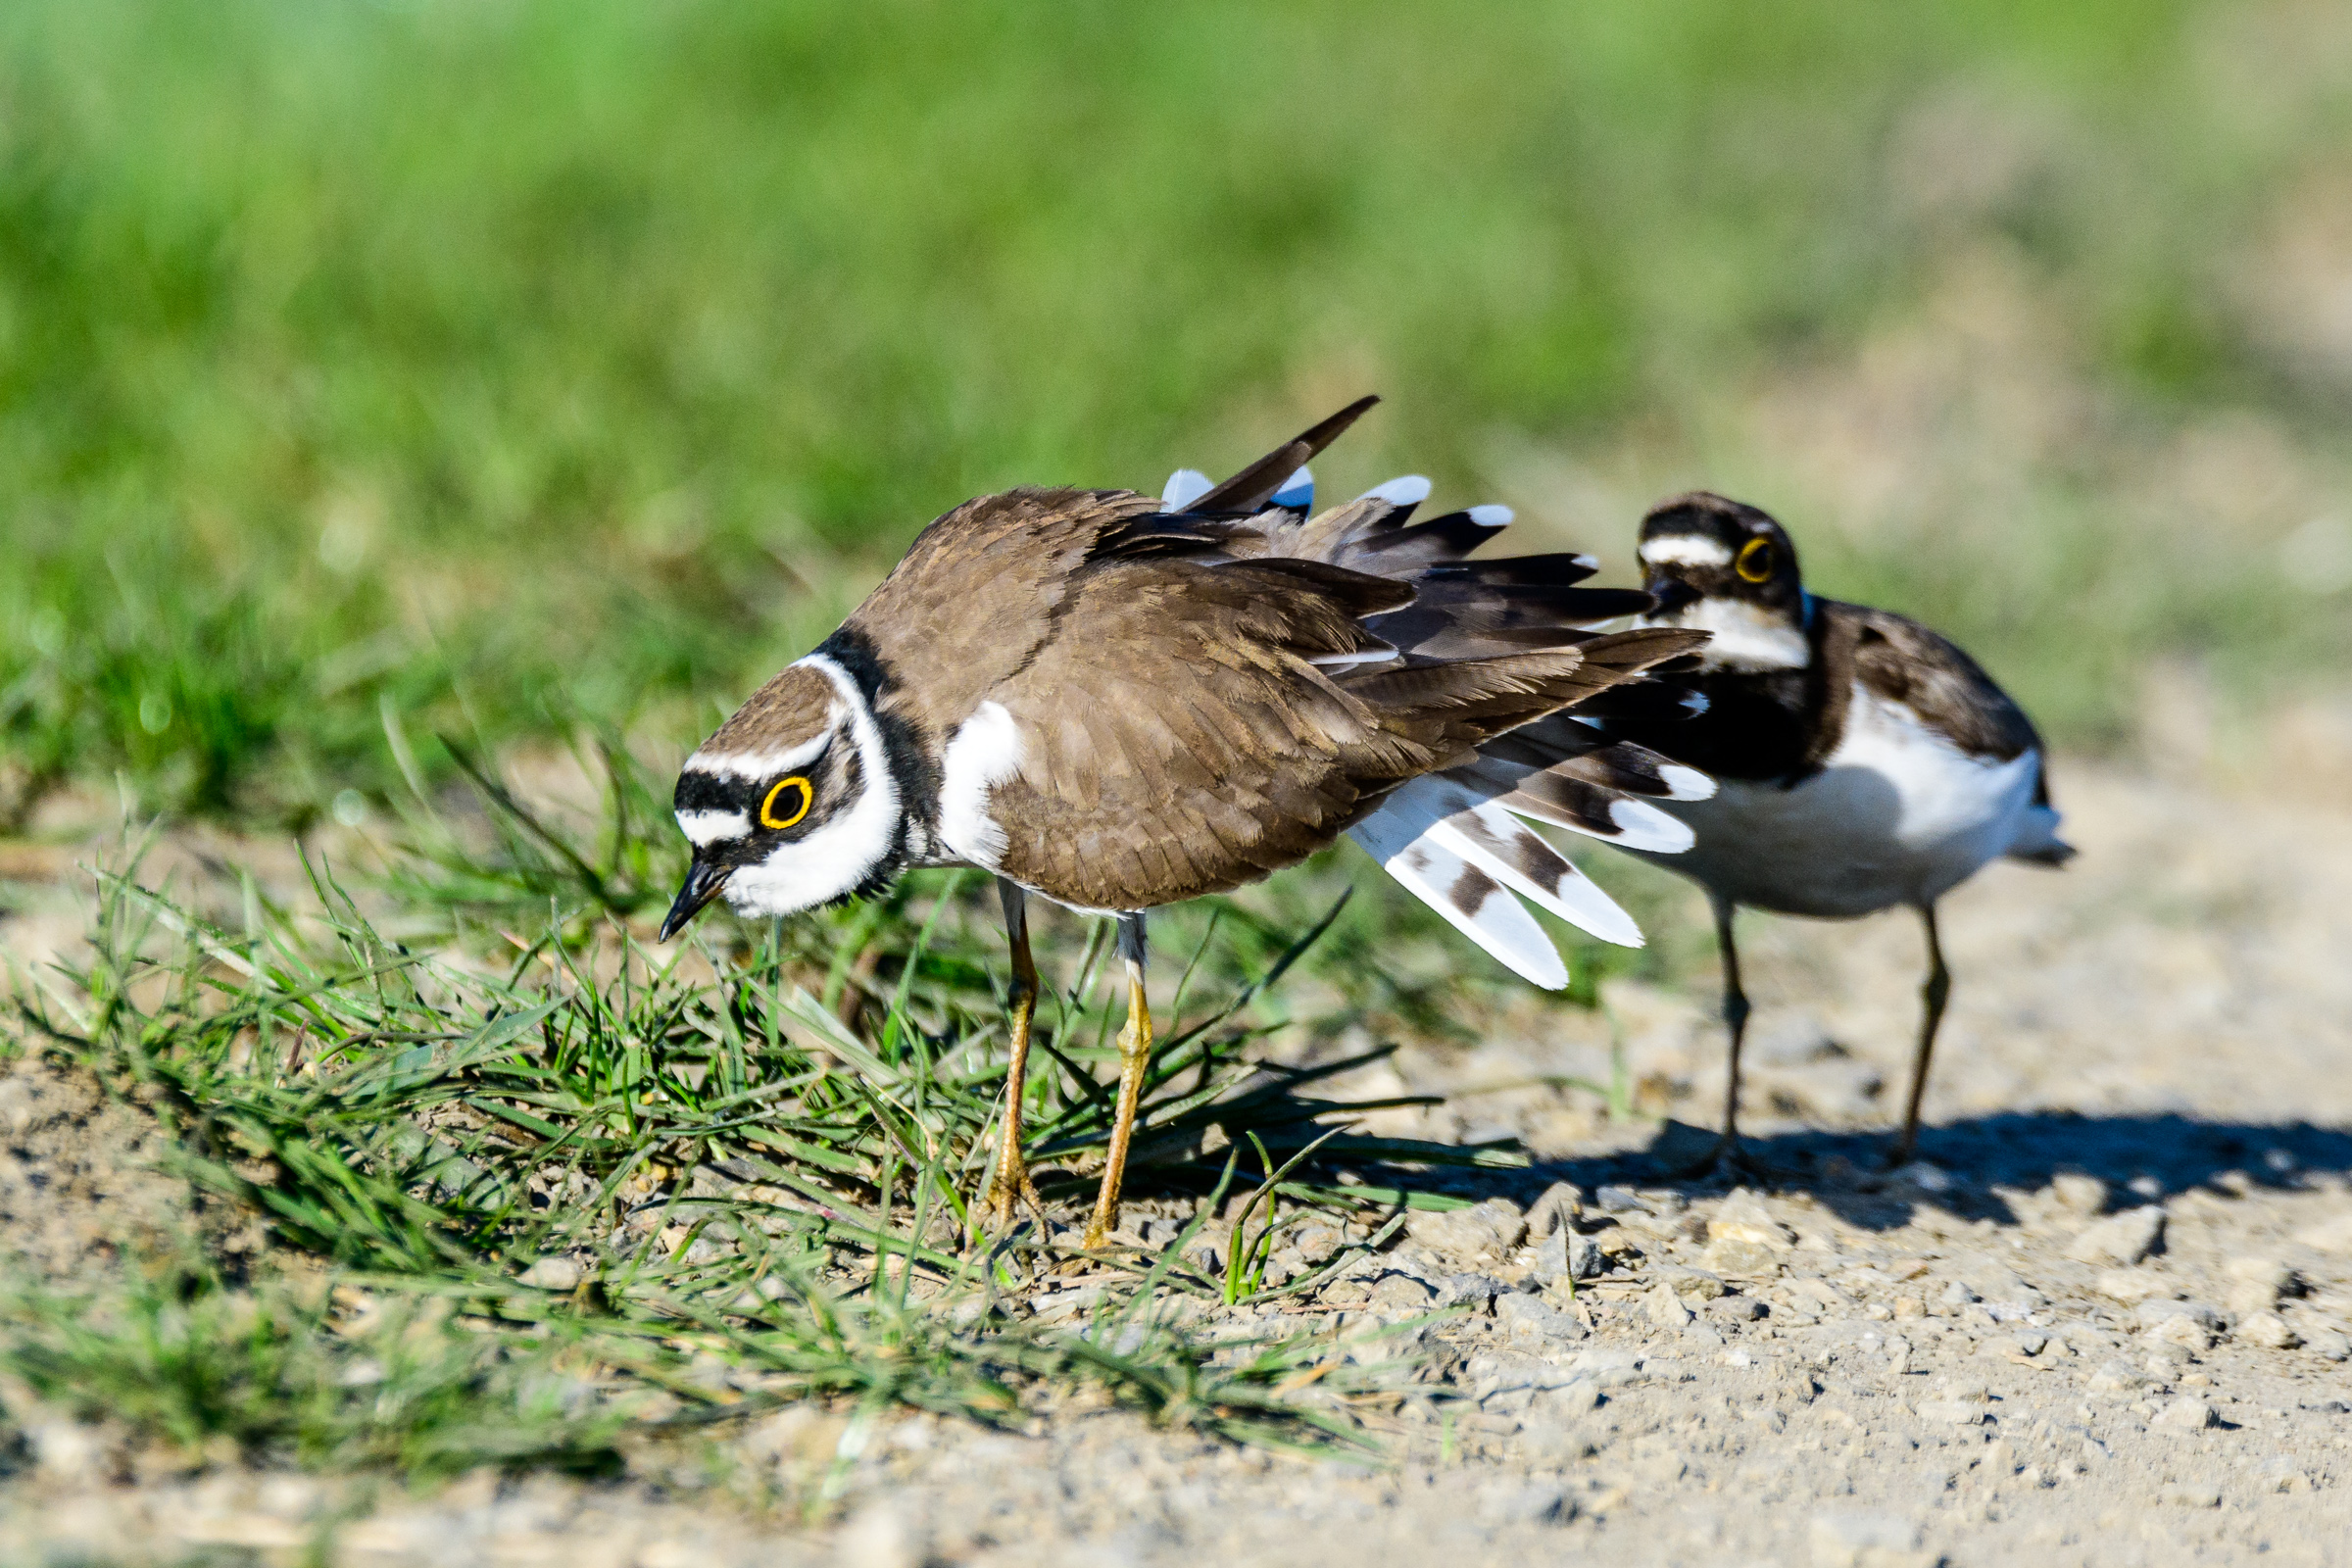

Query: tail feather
[1154,397,1718,985]
[2006,803,2075,866]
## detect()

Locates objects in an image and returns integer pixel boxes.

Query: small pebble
[2150,1396,2217,1433]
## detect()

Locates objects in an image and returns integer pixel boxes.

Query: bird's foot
[979,1163,1050,1248]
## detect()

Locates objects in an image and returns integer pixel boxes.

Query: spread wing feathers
[1183,395,1380,514]
[1348,797,1570,989]
[1479,715,1718,801]
[1334,631,1704,962]
[1449,755,1696,852]
[1352,775,1643,948]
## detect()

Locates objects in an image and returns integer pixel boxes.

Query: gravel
[8,763,2352,1565]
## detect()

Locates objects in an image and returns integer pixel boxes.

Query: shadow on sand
[1386,1112,2352,1235]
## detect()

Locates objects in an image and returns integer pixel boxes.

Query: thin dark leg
[1084,913,1152,1250]
[984,878,1048,1234]
[1893,902,1950,1166]
[1713,895,1752,1164]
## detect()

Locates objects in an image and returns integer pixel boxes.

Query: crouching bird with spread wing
[658,398,1712,1247]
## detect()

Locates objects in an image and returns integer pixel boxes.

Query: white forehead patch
[674,808,751,847]
[686,724,836,782]
[1639,534,1734,568]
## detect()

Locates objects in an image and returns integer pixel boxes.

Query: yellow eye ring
[1736,537,1774,583]
[759,776,813,831]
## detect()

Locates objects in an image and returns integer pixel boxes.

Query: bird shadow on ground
[1396,1113,2352,1236]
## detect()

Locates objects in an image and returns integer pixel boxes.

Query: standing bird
[657,397,1713,1247]
[1604,492,2073,1167]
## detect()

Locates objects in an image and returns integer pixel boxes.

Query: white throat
[720,653,902,917]
[1642,596,1810,673]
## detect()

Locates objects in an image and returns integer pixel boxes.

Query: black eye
[1736,537,1774,583]
[760,775,813,830]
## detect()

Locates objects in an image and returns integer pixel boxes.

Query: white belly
[1640,688,2042,917]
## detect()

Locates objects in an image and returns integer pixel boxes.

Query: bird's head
[659,653,905,941]
[1634,492,1810,672]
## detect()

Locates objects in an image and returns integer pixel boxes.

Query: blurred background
[3,0,2350,831]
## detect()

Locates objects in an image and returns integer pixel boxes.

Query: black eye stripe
[672,770,742,813]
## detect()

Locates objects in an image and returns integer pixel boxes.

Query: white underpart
[936,700,1025,869]
[1638,535,1733,568]
[720,654,902,918]
[686,729,834,782]
[1162,468,1212,510]
[1357,474,1432,507]
[675,809,750,847]
[1636,683,2050,917]
[1640,597,1810,672]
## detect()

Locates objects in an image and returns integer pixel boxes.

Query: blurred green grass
[3,0,2349,822]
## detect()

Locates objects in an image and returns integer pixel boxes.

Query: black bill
[658,858,730,942]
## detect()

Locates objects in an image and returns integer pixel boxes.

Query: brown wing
[1833,602,2040,762]
[987,551,1696,908]
[845,486,1163,745]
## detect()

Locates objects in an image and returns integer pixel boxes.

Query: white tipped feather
[1599,795,1696,853]
[1438,814,1641,948]
[1377,777,1643,947]
[1659,762,1717,801]
[1349,805,1567,989]
[1271,466,1313,511]
[1358,474,1432,507]
[1161,468,1212,510]
[1468,504,1513,527]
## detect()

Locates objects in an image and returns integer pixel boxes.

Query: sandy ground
[4,760,2351,1567]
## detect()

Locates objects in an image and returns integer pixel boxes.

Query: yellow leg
[985,880,1047,1234]
[1083,918,1152,1250]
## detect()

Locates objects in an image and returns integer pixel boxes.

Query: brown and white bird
[1602,492,2073,1167]
[657,398,1711,1246]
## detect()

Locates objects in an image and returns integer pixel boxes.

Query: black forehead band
[671,742,836,812]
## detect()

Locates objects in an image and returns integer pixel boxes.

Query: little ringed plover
[1605,491,2073,1166]
[659,398,1713,1245]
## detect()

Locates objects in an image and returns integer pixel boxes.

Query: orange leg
[984,880,1047,1233]
[1083,915,1152,1250]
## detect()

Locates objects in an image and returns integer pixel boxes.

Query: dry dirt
[3,760,2351,1567]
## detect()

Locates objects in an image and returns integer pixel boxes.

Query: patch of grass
[3,0,2348,825]
[2,772,1528,1477]
[4,1259,632,1480]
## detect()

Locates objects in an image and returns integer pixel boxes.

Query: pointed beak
[1644,573,1702,614]
[658,857,730,943]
